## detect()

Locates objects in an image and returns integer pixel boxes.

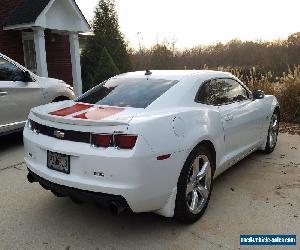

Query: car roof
[116,70,233,81]
[113,70,238,110]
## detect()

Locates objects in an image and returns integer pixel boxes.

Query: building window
[22,32,37,73]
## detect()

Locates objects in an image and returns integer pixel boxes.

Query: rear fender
[129,108,224,181]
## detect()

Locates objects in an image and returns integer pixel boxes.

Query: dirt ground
[279,122,300,136]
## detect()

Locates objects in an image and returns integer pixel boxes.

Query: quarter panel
[129,106,224,184]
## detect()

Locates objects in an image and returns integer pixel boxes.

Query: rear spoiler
[31,110,130,127]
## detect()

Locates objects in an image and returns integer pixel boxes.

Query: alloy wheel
[186,155,212,214]
[268,114,279,148]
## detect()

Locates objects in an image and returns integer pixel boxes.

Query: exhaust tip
[109,201,126,215]
[27,173,35,183]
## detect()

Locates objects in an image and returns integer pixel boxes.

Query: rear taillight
[91,134,138,149]
[114,135,138,149]
[91,134,113,148]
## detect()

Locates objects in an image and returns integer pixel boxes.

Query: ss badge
[94,171,104,177]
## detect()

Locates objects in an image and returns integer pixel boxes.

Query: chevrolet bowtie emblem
[53,130,65,139]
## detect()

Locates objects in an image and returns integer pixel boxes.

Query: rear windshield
[77,78,178,108]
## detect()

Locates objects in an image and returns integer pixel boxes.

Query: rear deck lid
[32,75,179,126]
[31,101,142,126]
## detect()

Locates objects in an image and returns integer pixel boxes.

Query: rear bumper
[24,126,185,214]
[27,168,131,211]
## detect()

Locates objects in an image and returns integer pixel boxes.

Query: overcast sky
[76,0,300,49]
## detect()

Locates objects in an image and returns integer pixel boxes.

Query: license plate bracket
[47,151,70,174]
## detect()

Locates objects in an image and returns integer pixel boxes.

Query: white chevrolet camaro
[24,70,280,223]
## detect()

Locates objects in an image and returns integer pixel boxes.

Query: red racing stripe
[74,106,124,120]
[73,113,87,119]
[49,103,93,117]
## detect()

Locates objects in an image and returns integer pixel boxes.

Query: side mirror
[252,90,265,100]
[23,71,32,82]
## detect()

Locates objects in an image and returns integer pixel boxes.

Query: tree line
[131,34,300,81]
[81,0,300,87]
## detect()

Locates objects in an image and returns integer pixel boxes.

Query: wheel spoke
[196,185,209,199]
[269,132,273,146]
[190,190,199,211]
[191,159,200,181]
[205,177,211,188]
[186,182,194,195]
[205,164,211,180]
[197,162,208,180]
[272,119,278,129]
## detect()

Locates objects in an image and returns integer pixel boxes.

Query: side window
[0,57,24,82]
[224,79,249,102]
[196,78,249,105]
[197,79,221,105]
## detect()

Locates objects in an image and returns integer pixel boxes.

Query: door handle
[224,114,233,121]
[0,91,8,97]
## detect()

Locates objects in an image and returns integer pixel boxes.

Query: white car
[0,53,75,136]
[24,70,280,223]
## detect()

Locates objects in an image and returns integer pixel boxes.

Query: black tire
[263,111,280,154]
[51,190,65,197]
[70,196,85,205]
[175,145,214,224]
